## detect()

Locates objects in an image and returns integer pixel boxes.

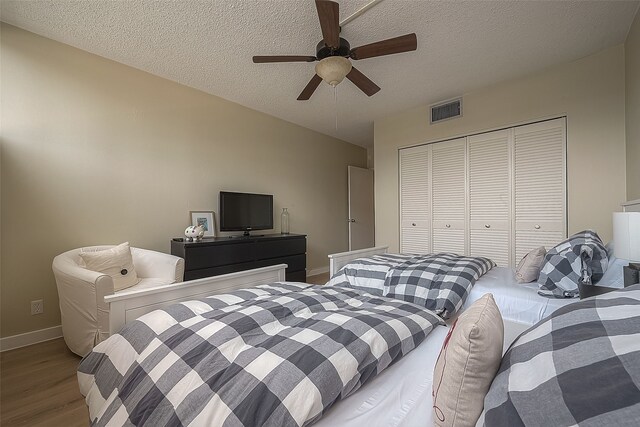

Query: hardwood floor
[306,272,329,285]
[0,338,87,426]
[0,273,329,426]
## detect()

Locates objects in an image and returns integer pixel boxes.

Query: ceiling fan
[253,0,417,101]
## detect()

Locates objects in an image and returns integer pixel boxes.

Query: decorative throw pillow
[515,246,547,283]
[79,242,140,292]
[432,294,504,427]
[537,230,609,298]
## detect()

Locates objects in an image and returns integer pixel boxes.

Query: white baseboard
[307,266,329,277]
[0,325,63,352]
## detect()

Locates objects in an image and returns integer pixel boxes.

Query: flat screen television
[219,191,273,236]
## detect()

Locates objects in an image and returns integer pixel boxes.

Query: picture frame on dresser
[190,210,216,237]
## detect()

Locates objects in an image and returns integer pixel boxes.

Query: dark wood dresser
[171,233,306,282]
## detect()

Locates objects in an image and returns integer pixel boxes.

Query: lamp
[613,212,640,261]
[315,56,352,87]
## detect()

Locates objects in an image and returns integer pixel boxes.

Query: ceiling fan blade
[253,55,317,63]
[350,33,417,60]
[297,74,323,100]
[346,67,380,97]
[315,0,340,49]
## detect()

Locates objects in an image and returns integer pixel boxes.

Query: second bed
[327,246,627,326]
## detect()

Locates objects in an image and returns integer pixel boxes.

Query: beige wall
[375,45,627,253]
[627,10,640,200]
[0,24,366,338]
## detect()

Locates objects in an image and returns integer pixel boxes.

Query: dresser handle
[445,224,451,228]
[534,224,541,230]
[412,223,416,226]
[484,224,491,228]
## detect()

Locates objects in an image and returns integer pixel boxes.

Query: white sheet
[464,259,632,325]
[316,320,529,427]
[463,267,575,325]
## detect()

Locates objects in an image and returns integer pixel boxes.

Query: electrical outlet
[31,299,44,315]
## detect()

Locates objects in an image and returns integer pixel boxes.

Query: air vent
[430,98,462,124]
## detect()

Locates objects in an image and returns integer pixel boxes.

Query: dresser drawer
[254,254,306,273]
[286,270,307,282]
[184,261,258,281]
[184,242,253,270]
[255,238,306,259]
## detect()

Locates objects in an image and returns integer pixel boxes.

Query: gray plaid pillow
[537,230,608,298]
[383,253,495,319]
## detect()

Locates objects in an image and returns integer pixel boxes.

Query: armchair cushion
[79,242,140,292]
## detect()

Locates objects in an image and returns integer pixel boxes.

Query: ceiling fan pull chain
[334,85,339,132]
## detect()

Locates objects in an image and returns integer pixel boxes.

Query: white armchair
[53,246,185,356]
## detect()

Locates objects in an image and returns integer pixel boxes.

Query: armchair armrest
[131,248,185,282]
[52,254,115,356]
[53,256,103,284]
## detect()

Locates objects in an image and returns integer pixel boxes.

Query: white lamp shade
[613,212,640,261]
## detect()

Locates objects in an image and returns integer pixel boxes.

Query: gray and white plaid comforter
[326,253,415,295]
[538,230,609,298]
[484,285,640,426]
[78,282,442,426]
[328,253,495,319]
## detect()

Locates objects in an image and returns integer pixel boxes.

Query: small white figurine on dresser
[184,225,205,242]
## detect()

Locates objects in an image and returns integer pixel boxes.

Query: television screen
[219,192,273,233]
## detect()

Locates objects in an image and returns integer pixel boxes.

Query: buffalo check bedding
[327,253,495,319]
[484,284,640,426]
[78,282,443,427]
[537,229,609,298]
[326,253,415,296]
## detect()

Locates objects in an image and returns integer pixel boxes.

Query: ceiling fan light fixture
[315,56,352,86]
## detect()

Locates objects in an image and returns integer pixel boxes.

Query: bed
[328,246,627,326]
[78,256,504,426]
[80,267,448,425]
[484,284,640,426]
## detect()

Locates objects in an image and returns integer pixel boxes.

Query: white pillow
[79,242,140,292]
[432,294,504,427]
[515,246,547,283]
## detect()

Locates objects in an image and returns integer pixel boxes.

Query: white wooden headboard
[327,246,389,276]
[105,264,286,335]
[622,199,640,212]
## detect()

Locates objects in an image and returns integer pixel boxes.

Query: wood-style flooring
[0,338,87,426]
[0,272,329,426]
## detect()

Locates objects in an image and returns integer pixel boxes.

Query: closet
[399,118,566,267]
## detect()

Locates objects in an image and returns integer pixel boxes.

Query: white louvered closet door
[431,138,466,255]
[514,118,566,262]
[399,145,430,254]
[468,130,512,267]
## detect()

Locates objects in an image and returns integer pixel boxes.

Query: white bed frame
[622,199,640,212]
[105,264,286,335]
[328,246,389,276]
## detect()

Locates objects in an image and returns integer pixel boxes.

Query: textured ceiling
[2,0,639,147]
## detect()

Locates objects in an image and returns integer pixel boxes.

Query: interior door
[348,166,375,250]
[514,118,566,262]
[468,129,512,267]
[399,145,430,254]
[431,138,467,255]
